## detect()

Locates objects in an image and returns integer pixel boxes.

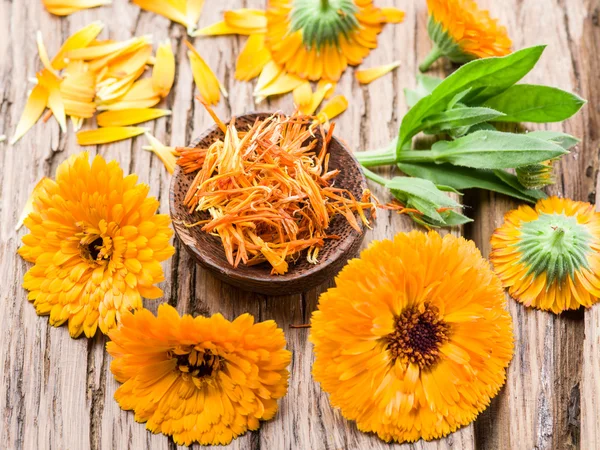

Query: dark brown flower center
[87,237,104,260]
[79,235,112,264]
[386,302,450,369]
[171,349,222,378]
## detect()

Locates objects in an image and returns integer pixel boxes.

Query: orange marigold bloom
[490,196,600,313]
[310,231,514,443]
[18,152,174,338]
[420,0,511,72]
[107,304,291,446]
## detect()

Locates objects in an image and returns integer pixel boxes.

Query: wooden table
[1,1,598,449]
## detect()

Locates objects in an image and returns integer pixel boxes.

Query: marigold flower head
[310,231,514,443]
[420,0,511,72]
[490,196,600,313]
[107,304,291,446]
[18,152,174,338]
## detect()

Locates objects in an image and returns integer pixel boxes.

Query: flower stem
[356,148,397,167]
[321,0,329,9]
[419,46,443,72]
[361,167,388,186]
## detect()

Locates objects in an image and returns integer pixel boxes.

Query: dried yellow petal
[355,60,401,84]
[10,84,49,144]
[152,40,175,97]
[185,41,226,106]
[97,108,171,127]
[235,33,271,81]
[16,177,50,231]
[52,21,104,70]
[43,0,112,16]
[76,126,148,145]
[142,133,177,174]
[317,95,348,123]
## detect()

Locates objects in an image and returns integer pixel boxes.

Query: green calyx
[290,0,359,50]
[420,16,473,72]
[517,212,592,284]
[516,159,555,190]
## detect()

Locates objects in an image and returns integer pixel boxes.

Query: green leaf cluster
[357,46,586,228]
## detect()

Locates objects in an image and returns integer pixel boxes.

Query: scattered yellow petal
[96,66,145,103]
[316,95,349,123]
[10,84,49,144]
[76,126,148,145]
[254,61,284,94]
[60,64,97,118]
[152,40,175,97]
[142,133,177,174]
[16,177,50,231]
[87,36,151,73]
[42,0,112,16]
[36,31,61,77]
[68,36,150,61]
[317,80,336,99]
[302,82,332,116]
[254,70,304,102]
[132,0,191,30]
[293,82,312,109]
[194,9,267,36]
[235,33,271,81]
[97,108,171,127]
[381,7,405,23]
[38,70,67,133]
[186,0,205,34]
[96,79,161,111]
[355,60,401,84]
[71,117,85,131]
[106,44,152,79]
[185,41,226,106]
[52,21,104,70]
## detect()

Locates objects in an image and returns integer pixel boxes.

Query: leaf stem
[419,46,443,72]
[356,148,397,167]
[361,167,388,186]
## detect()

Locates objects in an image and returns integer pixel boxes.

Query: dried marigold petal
[355,60,401,84]
[143,133,177,174]
[76,126,148,145]
[97,108,171,127]
[10,84,49,144]
[152,40,175,97]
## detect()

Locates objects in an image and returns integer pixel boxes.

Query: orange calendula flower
[42,0,112,16]
[420,0,511,72]
[18,152,174,337]
[199,1,404,100]
[490,197,600,314]
[107,304,291,446]
[310,231,514,443]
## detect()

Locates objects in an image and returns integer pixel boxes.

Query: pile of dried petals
[177,103,375,274]
[11,22,174,147]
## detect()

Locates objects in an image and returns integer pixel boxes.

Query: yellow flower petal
[317,80,336,99]
[88,36,152,73]
[68,36,149,61]
[71,117,85,131]
[316,95,348,123]
[97,108,171,127]
[37,70,67,133]
[96,78,161,111]
[254,70,304,102]
[60,64,96,118]
[194,9,266,36]
[52,21,104,70]
[132,0,189,28]
[16,177,50,231]
[293,82,312,109]
[42,0,111,16]
[381,7,405,23]
[36,31,60,77]
[152,40,175,97]
[355,60,401,84]
[76,126,148,145]
[235,33,271,81]
[107,44,152,79]
[186,0,205,34]
[142,133,177,174]
[254,61,284,94]
[10,84,48,144]
[301,82,332,115]
[185,41,226,106]
[96,66,146,103]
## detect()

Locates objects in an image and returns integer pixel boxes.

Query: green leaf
[397,161,546,203]
[398,46,546,149]
[483,84,586,123]
[421,107,505,135]
[387,177,461,208]
[428,130,568,169]
[525,130,579,150]
[404,74,443,108]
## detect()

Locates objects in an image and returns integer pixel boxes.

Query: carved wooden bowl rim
[169,112,369,295]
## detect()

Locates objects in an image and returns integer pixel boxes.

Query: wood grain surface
[0,1,598,449]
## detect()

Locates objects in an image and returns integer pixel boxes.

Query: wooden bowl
[169,112,370,296]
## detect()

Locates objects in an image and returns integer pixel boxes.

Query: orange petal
[76,126,148,145]
[132,0,190,28]
[42,0,111,16]
[185,41,226,106]
[235,33,271,81]
[316,95,348,123]
[355,60,401,84]
[52,21,104,70]
[381,7,405,24]
[10,84,49,144]
[97,108,171,127]
[142,133,177,174]
[152,40,175,97]
[16,177,50,231]
[37,70,67,133]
